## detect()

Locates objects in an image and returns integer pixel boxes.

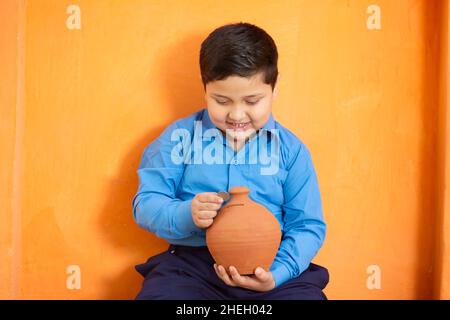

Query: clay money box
[206,186,281,275]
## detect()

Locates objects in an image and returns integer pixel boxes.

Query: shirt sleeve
[270,143,326,288]
[131,122,201,240]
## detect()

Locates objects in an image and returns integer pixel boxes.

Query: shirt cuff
[270,261,292,288]
[176,199,201,236]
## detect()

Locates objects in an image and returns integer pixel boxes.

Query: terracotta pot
[206,186,282,275]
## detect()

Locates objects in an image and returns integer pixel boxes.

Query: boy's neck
[225,130,259,153]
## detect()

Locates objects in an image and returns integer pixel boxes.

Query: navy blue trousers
[134,244,329,300]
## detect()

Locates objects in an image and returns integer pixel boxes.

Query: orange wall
[434,0,450,300]
[1,0,449,299]
[0,0,20,300]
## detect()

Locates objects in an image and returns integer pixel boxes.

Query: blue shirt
[132,108,326,288]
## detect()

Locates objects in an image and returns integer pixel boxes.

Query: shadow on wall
[96,32,207,299]
[418,1,445,299]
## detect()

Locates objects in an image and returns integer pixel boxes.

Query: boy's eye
[245,100,260,105]
[215,99,229,105]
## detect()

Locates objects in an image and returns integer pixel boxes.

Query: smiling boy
[132,22,329,299]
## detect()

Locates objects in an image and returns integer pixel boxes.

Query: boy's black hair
[199,22,278,90]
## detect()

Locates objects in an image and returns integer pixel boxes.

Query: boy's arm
[270,143,326,288]
[132,122,201,240]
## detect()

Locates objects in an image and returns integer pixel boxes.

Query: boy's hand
[213,264,276,292]
[191,192,224,228]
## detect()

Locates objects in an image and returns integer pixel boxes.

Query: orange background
[1,0,450,299]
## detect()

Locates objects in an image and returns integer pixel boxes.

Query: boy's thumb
[255,267,265,278]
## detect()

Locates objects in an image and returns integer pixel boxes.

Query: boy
[132,22,329,299]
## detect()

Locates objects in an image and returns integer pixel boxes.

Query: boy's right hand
[191,192,224,229]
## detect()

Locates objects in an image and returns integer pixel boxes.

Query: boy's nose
[228,107,247,122]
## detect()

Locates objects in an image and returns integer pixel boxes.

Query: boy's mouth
[226,122,251,131]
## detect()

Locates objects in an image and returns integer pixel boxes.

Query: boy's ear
[273,74,280,99]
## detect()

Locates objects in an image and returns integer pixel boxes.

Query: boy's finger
[214,264,230,285]
[218,265,235,287]
[197,218,213,228]
[229,266,247,286]
[254,267,270,282]
[197,210,218,219]
[198,202,222,210]
[198,193,224,204]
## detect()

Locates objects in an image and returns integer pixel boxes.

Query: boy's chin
[221,129,247,138]
[226,128,257,138]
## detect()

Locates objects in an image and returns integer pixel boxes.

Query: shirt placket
[226,133,261,190]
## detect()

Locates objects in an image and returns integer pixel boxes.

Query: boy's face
[204,72,277,145]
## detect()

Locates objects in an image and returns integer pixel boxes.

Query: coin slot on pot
[224,204,244,208]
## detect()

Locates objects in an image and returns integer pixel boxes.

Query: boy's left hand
[213,264,275,292]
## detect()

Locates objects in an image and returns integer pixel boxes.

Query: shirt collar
[201,108,218,131]
[260,112,276,132]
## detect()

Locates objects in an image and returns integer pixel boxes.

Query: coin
[217,191,230,202]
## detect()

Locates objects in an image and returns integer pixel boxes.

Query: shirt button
[232,159,238,165]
